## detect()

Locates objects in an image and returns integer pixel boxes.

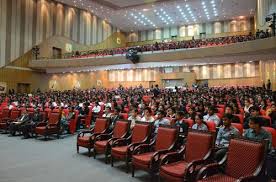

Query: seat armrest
[238,175,259,182]
[111,138,128,147]
[77,129,94,137]
[152,149,170,163]
[160,151,184,166]
[196,163,221,180]
[128,142,145,152]
[133,144,151,155]
[95,133,112,141]
[185,159,209,176]
[36,122,47,127]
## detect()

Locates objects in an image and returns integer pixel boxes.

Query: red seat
[132,126,178,178]
[35,112,60,140]
[77,118,109,157]
[69,110,79,134]
[231,123,243,135]
[197,138,267,182]
[260,116,272,126]
[160,130,215,182]
[206,121,216,132]
[262,127,276,148]
[111,122,152,172]
[81,109,92,129]
[0,109,20,132]
[120,113,128,120]
[183,119,194,128]
[233,114,244,124]
[94,120,130,163]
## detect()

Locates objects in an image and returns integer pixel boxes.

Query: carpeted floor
[0,134,154,182]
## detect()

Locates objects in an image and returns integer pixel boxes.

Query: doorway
[52,47,62,59]
[17,83,31,94]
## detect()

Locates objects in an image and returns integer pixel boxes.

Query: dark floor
[0,134,154,182]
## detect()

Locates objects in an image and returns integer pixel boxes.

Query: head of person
[167,108,175,116]
[114,107,120,115]
[208,106,216,116]
[144,107,152,117]
[222,113,233,127]
[248,117,263,131]
[105,106,111,113]
[225,105,233,114]
[131,108,139,117]
[249,105,260,117]
[156,110,166,120]
[244,99,250,107]
[175,111,184,120]
[188,107,194,115]
[195,113,203,125]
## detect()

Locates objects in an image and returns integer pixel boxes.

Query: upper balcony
[29,36,276,70]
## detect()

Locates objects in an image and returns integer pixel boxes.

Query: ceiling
[56,0,256,32]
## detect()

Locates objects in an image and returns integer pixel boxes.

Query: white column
[256,0,271,30]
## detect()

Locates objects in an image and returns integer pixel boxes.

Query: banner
[0,82,7,93]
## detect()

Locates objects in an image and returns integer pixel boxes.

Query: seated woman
[141,107,154,123]
[60,107,75,134]
[102,107,112,118]
[192,113,208,131]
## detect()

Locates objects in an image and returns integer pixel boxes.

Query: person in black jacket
[108,107,123,131]
[21,108,43,138]
[9,110,30,136]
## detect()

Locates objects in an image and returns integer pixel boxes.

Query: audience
[140,107,154,122]
[203,106,221,126]
[174,111,189,134]
[153,110,170,135]
[127,108,141,129]
[64,34,257,59]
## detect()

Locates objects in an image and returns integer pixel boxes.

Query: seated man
[174,111,189,134]
[9,110,30,136]
[108,107,123,131]
[243,105,270,129]
[60,107,75,134]
[21,108,43,138]
[153,110,170,135]
[203,106,221,126]
[244,116,272,151]
[214,114,240,162]
[268,103,276,129]
[128,108,141,129]
[224,105,240,123]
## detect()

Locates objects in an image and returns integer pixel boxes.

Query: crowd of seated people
[0,86,276,180]
[66,34,257,59]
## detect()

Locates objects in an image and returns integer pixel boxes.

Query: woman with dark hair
[192,113,208,131]
[141,107,154,122]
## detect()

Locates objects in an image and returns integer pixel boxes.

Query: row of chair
[76,118,268,181]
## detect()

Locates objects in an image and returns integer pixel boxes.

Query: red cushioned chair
[131,125,179,178]
[260,116,272,127]
[205,121,217,132]
[120,113,129,120]
[94,120,130,163]
[110,121,153,172]
[35,112,61,140]
[69,110,79,134]
[233,114,244,124]
[196,137,268,182]
[263,127,276,148]
[77,118,109,157]
[160,130,215,182]
[82,109,92,129]
[0,109,21,133]
[0,109,11,129]
[183,119,194,128]
[231,123,243,135]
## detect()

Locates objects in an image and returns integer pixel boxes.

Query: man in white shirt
[203,106,221,126]
[153,110,170,134]
[128,109,141,129]
[92,102,101,123]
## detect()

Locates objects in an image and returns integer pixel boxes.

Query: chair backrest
[40,111,47,121]
[225,138,266,179]
[183,119,194,128]
[113,120,130,138]
[155,126,178,151]
[262,127,276,148]
[206,121,216,132]
[94,118,109,133]
[260,116,271,126]
[120,113,128,120]
[231,123,243,135]
[184,130,214,163]
[48,112,60,125]
[233,114,244,124]
[1,109,10,118]
[131,122,152,143]
[10,110,21,120]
